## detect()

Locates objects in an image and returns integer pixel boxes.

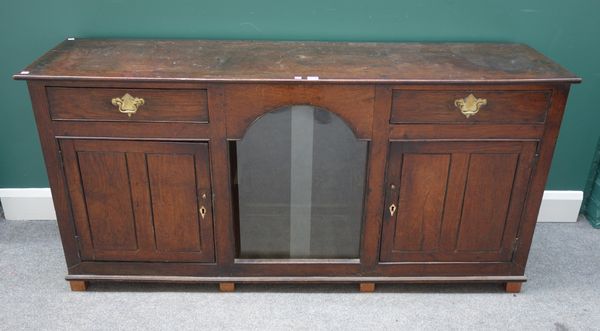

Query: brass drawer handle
[111,93,145,117]
[454,94,487,118]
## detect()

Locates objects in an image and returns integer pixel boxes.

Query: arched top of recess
[239,104,362,142]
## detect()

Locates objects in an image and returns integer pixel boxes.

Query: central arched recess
[229,105,368,259]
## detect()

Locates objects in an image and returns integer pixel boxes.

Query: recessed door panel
[455,153,519,252]
[392,153,451,252]
[77,151,138,251]
[147,154,203,252]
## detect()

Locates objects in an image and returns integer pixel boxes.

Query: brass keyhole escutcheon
[199,206,207,219]
[389,204,397,216]
[111,93,145,117]
[454,94,487,118]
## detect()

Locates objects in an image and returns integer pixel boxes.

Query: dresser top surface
[14,39,580,84]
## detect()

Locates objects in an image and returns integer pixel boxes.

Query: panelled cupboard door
[380,141,537,263]
[60,139,215,262]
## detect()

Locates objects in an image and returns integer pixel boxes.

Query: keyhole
[200,206,207,219]
[389,204,397,216]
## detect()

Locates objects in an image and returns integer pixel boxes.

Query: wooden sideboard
[14,39,580,292]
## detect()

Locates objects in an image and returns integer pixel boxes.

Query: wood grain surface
[14,39,580,83]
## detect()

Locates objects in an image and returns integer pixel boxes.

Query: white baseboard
[0,188,583,223]
[536,190,583,223]
[0,188,56,220]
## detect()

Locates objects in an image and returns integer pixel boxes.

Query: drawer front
[47,87,209,123]
[390,89,551,124]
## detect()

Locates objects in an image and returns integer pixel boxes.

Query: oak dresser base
[14,39,579,294]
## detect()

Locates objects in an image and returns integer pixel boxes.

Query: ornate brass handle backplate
[111,93,145,117]
[454,94,487,118]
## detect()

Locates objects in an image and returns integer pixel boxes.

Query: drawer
[47,87,209,123]
[390,89,551,124]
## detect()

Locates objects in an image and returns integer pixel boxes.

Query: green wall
[1,0,597,189]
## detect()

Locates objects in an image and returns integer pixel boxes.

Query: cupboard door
[380,141,537,262]
[60,140,214,262]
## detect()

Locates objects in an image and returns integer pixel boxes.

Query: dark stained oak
[47,86,209,123]
[380,141,537,263]
[456,153,520,252]
[360,86,393,269]
[389,124,545,140]
[224,84,374,139]
[147,153,204,252]
[60,139,215,262]
[14,39,580,84]
[13,39,580,292]
[76,149,138,251]
[391,89,551,124]
[67,260,516,277]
